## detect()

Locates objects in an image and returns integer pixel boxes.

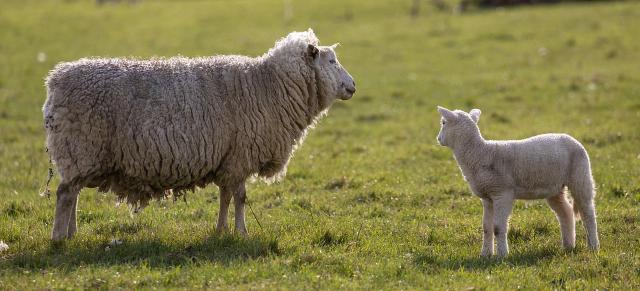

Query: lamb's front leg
[481,198,494,257]
[492,193,514,257]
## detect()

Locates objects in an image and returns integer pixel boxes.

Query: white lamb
[436,106,599,257]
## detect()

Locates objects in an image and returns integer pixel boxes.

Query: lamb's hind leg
[546,192,576,249]
[51,182,80,241]
[574,196,599,250]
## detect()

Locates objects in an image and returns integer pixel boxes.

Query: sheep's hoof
[214,227,229,236]
[235,229,249,237]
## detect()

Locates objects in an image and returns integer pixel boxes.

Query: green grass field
[1,0,639,289]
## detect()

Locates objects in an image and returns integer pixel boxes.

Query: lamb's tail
[567,147,600,249]
[567,148,597,221]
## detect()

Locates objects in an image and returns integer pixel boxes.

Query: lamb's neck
[452,135,489,171]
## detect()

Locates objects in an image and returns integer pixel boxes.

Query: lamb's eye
[329,59,336,64]
[442,120,446,125]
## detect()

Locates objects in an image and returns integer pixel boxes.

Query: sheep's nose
[346,87,356,94]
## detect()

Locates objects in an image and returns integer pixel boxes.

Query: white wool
[265,28,319,61]
[437,106,600,257]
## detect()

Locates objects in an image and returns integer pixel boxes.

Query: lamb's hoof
[235,229,249,237]
[480,252,493,258]
[588,244,600,251]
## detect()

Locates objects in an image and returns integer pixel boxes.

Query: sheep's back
[44,58,233,195]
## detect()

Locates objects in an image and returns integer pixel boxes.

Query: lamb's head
[436,106,482,148]
[307,43,356,101]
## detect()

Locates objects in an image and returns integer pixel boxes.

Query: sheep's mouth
[339,86,356,100]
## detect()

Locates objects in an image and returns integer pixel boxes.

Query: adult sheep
[43,29,356,241]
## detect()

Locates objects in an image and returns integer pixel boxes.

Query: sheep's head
[436,106,482,148]
[307,43,356,102]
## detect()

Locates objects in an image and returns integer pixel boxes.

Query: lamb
[436,106,599,257]
[43,29,356,241]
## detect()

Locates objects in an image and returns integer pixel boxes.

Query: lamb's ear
[437,106,457,121]
[307,44,319,59]
[470,109,481,123]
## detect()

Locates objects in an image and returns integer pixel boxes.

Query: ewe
[43,29,356,241]
[436,106,599,257]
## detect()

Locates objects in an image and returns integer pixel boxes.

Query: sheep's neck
[452,134,488,173]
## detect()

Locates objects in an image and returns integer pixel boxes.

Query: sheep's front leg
[215,186,233,234]
[492,193,514,257]
[546,193,575,249]
[233,183,248,236]
[481,198,494,257]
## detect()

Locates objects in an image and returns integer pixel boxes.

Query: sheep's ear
[437,106,457,121]
[307,44,319,59]
[470,109,481,123]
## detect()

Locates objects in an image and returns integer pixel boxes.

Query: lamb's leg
[215,186,233,234]
[51,183,80,241]
[481,198,494,257]
[569,154,599,250]
[67,194,79,238]
[576,198,600,250]
[233,183,248,236]
[546,193,575,249]
[492,193,514,257]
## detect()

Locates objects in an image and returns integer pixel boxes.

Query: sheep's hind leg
[215,186,233,234]
[233,183,248,236]
[67,193,79,238]
[481,198,494,257]
[492,193,514,257]
[546,193,575,249]
[51,183,80,241]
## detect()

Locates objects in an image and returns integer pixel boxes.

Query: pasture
[1,0,639,289]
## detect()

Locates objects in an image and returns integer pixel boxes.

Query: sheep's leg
[546,193,575,249]
[67,194,79,238]
[481,198,494,257]
[233,183,248,236]
[215,186,233,234]
[51,183,80,241]
[492,193,514,257]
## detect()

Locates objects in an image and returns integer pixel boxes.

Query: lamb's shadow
[4,235,280,271]
[414,247,563,272]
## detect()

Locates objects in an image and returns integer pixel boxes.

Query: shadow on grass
[2,234,280,271]
[414,247,563,272]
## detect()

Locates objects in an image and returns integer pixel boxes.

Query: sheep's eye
[329,59,336,64]
[442,120,446,125]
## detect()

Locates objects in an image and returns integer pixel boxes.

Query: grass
[1,0,639,289]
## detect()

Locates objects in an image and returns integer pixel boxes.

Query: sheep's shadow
[3,234,280,271]
[413,246,566,272]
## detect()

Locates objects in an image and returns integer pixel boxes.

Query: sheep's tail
[567,151,596,221]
